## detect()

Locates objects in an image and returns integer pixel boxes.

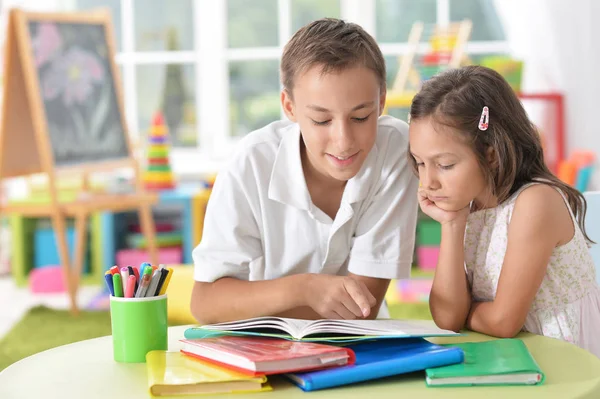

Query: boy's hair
[409,65,592,242]
[280,18,386,96]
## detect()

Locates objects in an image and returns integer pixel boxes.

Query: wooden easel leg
[52,211,78,314]
[139,203,158,265]
[73,211,88,298]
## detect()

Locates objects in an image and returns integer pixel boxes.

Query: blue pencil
[104,273,115,296]
[139,262,151,277]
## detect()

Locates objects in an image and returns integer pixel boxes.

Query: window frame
[60,0,508,177]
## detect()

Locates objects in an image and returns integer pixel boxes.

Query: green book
[425,339,545,387]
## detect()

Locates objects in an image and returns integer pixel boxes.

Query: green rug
[0,302,431,372]
[0,306,112,372]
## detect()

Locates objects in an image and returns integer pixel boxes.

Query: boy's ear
[281,89,297,122]
[378,89,387,116]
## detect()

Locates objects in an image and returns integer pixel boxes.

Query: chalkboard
[27,20,129,167]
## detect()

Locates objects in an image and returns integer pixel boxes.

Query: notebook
[180,336,355,375]
[286,338,464,391]
[185,316,460,342]
[425,339,545,387]
[145,350,271,396]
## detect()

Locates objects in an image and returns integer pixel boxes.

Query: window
[226,0,340,138]
[450,0,505,41]
[376,0,437,44]
[61,0,507,175]
[377,0,509,116]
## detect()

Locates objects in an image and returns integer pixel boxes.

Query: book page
[275,318,314,338]
[201,317,315,339]
[302,319,457,338]
[200,318,458,340]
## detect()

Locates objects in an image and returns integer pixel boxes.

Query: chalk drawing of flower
[42,46,105,106]
[32,22,62,67]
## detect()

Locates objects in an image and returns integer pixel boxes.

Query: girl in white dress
[408,65,600,357]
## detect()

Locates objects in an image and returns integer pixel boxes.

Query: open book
[185,317,460,342]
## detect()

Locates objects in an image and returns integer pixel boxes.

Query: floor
[0,275,101,338]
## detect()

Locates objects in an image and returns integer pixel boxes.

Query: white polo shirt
[193,116,418,314]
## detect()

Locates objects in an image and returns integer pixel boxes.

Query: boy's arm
[348,274,390,320]
[191,273,377,324]
[466,185,567,337]
[192,275,388,323]
[191,275,310,324]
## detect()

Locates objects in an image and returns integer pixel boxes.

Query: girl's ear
[281,89,297,122]
[486,146,498,169]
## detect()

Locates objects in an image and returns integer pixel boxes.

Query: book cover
[184,316,460,342]
[425,339,545,386]
[286,338,464,391]
[180,336,354,375]
[145,350,271,396]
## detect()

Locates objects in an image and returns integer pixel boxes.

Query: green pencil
[113,273,123,297]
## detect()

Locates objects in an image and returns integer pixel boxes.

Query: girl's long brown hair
[409,65,592,243]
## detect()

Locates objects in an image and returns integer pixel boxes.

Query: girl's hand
[418,189,470,225]
[304,274,376,319]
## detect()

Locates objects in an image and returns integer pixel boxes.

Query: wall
[495,0,600,190]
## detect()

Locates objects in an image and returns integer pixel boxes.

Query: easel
[0,9,159,313]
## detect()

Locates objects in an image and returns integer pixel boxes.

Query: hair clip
[407,113,411,124]
[478,106,489,131]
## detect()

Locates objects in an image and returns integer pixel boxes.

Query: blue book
[286,338,464,391]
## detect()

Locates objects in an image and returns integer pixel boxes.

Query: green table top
[0,325,598,399]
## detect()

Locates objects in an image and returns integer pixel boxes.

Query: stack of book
[145,317,544,395]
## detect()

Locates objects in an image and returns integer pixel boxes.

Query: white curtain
[494,0,600,190]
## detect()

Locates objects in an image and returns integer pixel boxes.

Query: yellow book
[146,351,271,396]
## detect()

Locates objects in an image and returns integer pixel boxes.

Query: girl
[409,65,600,357]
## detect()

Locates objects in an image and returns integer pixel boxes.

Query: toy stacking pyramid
[143,111,176,191]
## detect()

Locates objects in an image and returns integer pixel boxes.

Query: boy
[191,18,418,323]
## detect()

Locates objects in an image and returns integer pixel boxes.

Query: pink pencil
[125,275,136,298]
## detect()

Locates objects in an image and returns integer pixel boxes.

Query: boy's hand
[304,274,377,319]
[418,189,470,226]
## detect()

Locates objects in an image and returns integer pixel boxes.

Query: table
[2,325,600,399]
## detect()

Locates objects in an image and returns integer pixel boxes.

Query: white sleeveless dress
[464,183,600,357]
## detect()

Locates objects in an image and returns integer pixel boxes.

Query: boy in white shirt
[191,18,418,323]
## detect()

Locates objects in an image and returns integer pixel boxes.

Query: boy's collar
[268,123,378,210]
[268,123,311,210]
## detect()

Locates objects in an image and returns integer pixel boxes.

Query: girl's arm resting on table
[466,185,571,338]
[429,219,472,332]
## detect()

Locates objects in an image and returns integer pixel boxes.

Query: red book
[180,336,355,376]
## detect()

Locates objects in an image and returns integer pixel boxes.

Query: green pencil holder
[110,294,168,363]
